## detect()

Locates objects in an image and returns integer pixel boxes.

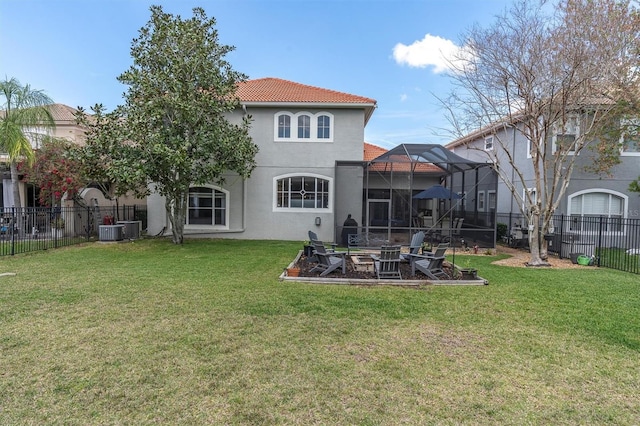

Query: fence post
[558,215,565,259]
[597,216,605,267]
[86,205,91,240]
[10,207,16,256]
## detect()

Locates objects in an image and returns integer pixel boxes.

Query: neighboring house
[1,103,141,211]
[1,104,86,208]
[445,118,640,252]
[146,78,377,242]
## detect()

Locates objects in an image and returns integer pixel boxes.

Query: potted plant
[286,266,301,277]
[458,259,477,280]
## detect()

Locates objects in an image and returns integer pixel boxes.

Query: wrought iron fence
[497,212,640,275]
[0,205,147,257]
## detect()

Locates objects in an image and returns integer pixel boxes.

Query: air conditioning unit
[99,225,124,241]
[116,221,141,239]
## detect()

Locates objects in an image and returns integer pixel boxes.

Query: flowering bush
[25,137,87,206]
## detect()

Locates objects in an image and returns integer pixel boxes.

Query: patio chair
[308,230,336,252]
[423,242,449,258]
[309,241,346,276]
[372,245,402,279]
[400,231,425,263]
[411,253,449,280]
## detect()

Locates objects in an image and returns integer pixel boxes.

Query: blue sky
[0,0,513,149]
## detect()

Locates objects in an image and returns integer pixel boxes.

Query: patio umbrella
[413,184,461,200]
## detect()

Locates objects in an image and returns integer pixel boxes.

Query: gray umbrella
[413,184,462,200]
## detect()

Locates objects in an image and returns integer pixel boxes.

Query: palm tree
[0,78,55,236]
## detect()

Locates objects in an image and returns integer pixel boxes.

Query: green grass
[1,239,639,424]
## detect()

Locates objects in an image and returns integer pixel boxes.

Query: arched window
[274,174,331,210]
[317,115,331,139]
[186,186,228,227]
[274,112,333,142]
[277,114,291,138]
[568,189,627,232]
[298,115,311,138]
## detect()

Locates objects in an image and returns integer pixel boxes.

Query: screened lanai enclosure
[335,144,498,249]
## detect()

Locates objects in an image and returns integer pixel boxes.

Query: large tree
[77,6,258,244]
[0,78,55,213]
[444,0,640,266]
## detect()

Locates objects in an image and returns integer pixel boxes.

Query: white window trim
[567,189,628,235]
[619,117,640,156]
[185,185,230,230]
[484,136,494,151]
[477,191,486,212]
[551,114,580,155]
[274,111,334,142]
[487,190,497,210]
[273,173,334,213]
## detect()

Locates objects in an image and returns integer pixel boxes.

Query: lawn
[1,239,639,425]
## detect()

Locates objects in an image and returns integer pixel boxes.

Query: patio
[281,249,488,286]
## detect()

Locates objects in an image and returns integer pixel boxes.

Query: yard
[1,239,639,424]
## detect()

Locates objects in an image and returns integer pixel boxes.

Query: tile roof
[0,103,79,123]
[364,142,387,161]
[46,103,79,122]
[237,77,376,105]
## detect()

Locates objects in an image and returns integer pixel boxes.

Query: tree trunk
[527,213,550,267]
[165,192,186,244]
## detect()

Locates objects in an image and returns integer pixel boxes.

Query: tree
[443,0,640,266]
[25,137,87,206]
[0,78,55,213]
[76,6,258,244]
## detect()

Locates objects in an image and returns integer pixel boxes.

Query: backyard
[1,239,639,424]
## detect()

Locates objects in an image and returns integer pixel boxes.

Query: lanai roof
[369,143,487,174]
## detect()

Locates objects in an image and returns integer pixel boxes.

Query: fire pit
[351,255,374,273]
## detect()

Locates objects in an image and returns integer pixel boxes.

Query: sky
[0,0,514,149]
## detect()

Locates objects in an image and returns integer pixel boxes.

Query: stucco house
[146,78,377,242]
[144,78,498,244]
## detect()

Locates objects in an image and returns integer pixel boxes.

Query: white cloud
[400,93,408,102]
[393,34,467,73]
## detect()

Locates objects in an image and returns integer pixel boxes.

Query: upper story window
[274,112,334,142]
[186,186,228,228]
[551,114,580,154]
[278,115,291,138]
[620,117,640,155]
[317,115,331,139]
[298,115,311,138]
[274,174,332,211]
[484,136,494,151]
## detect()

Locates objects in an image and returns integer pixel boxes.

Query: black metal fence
[1,205,147,257]
[497,213,640,275]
